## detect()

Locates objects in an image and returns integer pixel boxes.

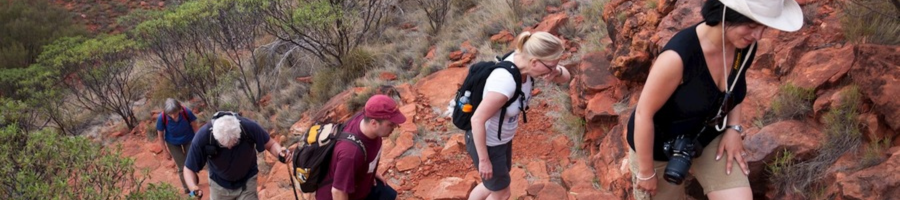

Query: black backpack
[451,52,531,140]
[289,122,366,194]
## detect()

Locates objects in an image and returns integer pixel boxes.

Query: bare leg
[707,186,752,200]
[468,183,491,200]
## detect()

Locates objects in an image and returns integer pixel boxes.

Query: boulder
[585,93,618,124]
[490,30,515,44]
[835,149,900,200]
[850,44,900,131]
[535,182,567,200]
[744,120,824,184]
[533,13,569,35]
[414,67,468,109]
[442,134,465,155]
[149,144,163,154]
[396,156,421,172]
[579,51,617,95]
[787,45,855,90]
[511,167,529,200]
[526,160,550,181]
[414,177,476,200]
[386,132,416,161]
[773,37,811,77]
[590,124,631,199]
[655,0,703,48]
[561,161,595,189]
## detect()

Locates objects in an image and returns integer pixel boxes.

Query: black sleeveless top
[626,24,756,161]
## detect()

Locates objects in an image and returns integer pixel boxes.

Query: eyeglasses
[536,59,558,75]
[538,60,557,70]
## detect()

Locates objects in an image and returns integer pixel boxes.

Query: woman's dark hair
[701,0,757,26]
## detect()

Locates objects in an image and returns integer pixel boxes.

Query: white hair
[164,98,182,115]
[212,115,242,148]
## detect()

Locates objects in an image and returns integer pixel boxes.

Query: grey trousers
[166,142,193,192]
[209,174,258,200]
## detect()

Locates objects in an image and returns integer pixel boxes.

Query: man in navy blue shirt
[182,112,289,199]
[156,98,198,194]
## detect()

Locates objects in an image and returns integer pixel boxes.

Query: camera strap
[711,8,757,133]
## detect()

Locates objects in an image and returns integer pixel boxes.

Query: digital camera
[661,134,703,184]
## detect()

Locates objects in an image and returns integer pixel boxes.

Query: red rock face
[413,67,468,109]
[835,149,900,199]
[850,45,900,131]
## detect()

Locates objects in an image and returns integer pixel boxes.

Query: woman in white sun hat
[626,0,803,199]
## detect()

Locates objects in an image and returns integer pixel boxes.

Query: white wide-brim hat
[719,0,804,32]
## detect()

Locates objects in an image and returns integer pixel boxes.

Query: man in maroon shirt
[316,94,406,200]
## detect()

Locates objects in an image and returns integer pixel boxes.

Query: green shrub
[0,125,180,199]
[772,83,816,120]
[767,149,796,183]
[840,0,900,45]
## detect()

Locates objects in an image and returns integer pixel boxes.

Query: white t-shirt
[482,53,532,146]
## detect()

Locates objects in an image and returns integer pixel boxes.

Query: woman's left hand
[716,130,749,175]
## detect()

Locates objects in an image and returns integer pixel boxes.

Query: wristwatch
[727,125,745,139]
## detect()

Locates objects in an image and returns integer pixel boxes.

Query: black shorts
[465,130,513,191]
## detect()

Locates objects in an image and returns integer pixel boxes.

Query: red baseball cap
[364,95,406,125]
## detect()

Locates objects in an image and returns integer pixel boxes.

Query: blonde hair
[212,115,242,148]
[514,31,564,61]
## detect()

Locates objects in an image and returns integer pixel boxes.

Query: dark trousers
[365,179,396,200]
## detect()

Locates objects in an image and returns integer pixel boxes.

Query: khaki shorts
[629,134,749,200]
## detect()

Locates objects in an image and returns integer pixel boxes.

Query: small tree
[134,0,281,110]
[133,4,226,110]
[38,35,146,129]
[416,0,451,34]
[258,0,388,66]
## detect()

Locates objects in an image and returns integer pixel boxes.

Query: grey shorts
[465,130,513,191]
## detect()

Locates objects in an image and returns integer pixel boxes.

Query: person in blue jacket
[156,98,198,194]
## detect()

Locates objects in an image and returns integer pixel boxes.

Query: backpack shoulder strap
[161,112,168,127]
[336,132,367,158]
[181,107,189,122]
[494,61,524,108]
[490,61,524,141]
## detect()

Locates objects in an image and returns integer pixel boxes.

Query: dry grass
[859,137,891,169]
[770,86,862,198]
[645,0,658,9]
[307,48,375,106]
[345,86,377,114]
[536,79,586,158]
[840,0,900,45]
[772,83,816,120]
